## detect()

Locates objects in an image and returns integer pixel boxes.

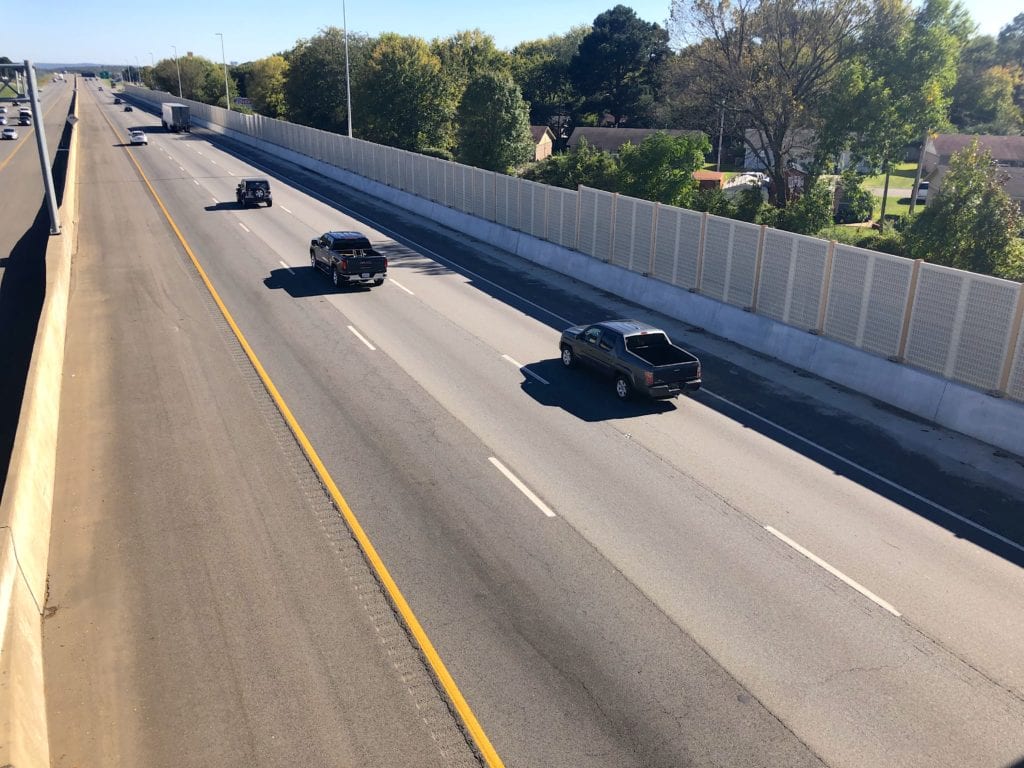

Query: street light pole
[135,56,141,85]
[149,51,154,66]
[171,45,182,98]
[343,0,352,137]
[215,32,231,110]
[716,102,725,172]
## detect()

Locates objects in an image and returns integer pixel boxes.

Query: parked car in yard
[559,320,702,400]
[915,180,929,204]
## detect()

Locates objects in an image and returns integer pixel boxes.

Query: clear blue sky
[6,0,1018,66]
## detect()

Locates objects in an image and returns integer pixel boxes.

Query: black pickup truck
[560,320,702,400]
[310,231,388,288]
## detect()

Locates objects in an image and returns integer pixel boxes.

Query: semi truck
[161,102,191,133]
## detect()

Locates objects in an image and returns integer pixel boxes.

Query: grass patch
[862,162,918,187]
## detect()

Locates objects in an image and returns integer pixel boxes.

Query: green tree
[355,33,451,152]
[511,27,588,131]
[827,0,967,219]
[285,27,370,133]
[521,138,620,191]
[456,72,533,172]
[775,181,835,235]
[150,54,227,104]
[249,55,289,118]
[907,141,1024,278]
[569,5,671,127]
[617,132,709,206]
[431,30,510,149]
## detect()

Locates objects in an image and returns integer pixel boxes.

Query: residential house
[566,127,704,155]
[922,134,1024,208]
[530,126,555,162]
[743,128,873,173]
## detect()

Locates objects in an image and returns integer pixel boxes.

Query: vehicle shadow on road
[204,201,242,212]
[518,358,677,422]
[263,266,374,298]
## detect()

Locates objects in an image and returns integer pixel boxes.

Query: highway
[43,81,1024,767]
[0,79,73,492]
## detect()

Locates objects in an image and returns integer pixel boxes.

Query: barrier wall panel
[611,196,656,272]
[495,175,517,229]
[455,164,471,213]
[949,274,1019,391]
[905,265,963,376]
[758,230,828,329]
[756,229,796,323]
[548,188,578,249]
[577,187,615,262]
[1008,323,1024,402]
[430,158,446,203]
[481,170,497,222]
[654,207,702,290]
[700,216,732,303]
[519,180,546,239]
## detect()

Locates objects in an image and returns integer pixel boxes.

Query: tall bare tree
[669,0,869,205]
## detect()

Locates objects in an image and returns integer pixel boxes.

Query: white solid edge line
[348,325,376,351]
[501,354,549,385]
[488,457,556,518]
[765,525,901,617]
[390,277,415,295]
[279,260,295,275]
[238,222,250,233]
[703,390,1024,556]
[220,145,1022,555]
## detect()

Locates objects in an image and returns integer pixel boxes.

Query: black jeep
[236,178,272,208]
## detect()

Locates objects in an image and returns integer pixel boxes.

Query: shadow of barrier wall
[123,86,1024,459]
[0,80,80,768]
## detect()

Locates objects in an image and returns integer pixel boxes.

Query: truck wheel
[266,200,272,207]
[310,252,317,270]
[560,345,576,368]
[614,374,632,401]
[373,279,384,286]
[332,266,341,287]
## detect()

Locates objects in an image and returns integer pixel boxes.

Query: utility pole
[343,0,353,137]
[216,33,231,110]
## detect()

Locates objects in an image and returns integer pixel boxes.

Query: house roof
[692,170,726,181]
[567,127,703,153]
[1002,167,1024,200]
[930,134,1024,163]
[530,125,554,143]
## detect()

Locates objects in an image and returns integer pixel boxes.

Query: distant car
[915,180,929,204]
[123,105,133,112]
[0,116,6,126]
[114,97,122,104]
[98,86,103,91]
[2,128,18,140]
[129,130,147,145]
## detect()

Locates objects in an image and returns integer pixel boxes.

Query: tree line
[135,1,1024,279]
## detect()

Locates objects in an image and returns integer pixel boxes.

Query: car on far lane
[114,97,122,104]
[124,105,133,112]
[2,128,19,140]
[0,116,6,126]
[129,130,148,146]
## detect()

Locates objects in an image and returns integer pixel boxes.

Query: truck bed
[625,334,697,367]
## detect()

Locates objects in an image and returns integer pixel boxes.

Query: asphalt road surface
[44,83,1024,768]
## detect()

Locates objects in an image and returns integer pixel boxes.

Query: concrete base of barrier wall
[183,116,1024,458]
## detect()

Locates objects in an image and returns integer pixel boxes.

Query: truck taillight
[383,257,388,269]
[341,258,348,270]
[643,371,654,386]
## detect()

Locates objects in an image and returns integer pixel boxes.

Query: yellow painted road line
[93,93,505,768]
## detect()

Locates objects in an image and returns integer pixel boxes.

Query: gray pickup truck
[310,231,388,288]
[559,320,702,400]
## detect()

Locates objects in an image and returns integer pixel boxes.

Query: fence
[127,86,1024,403]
